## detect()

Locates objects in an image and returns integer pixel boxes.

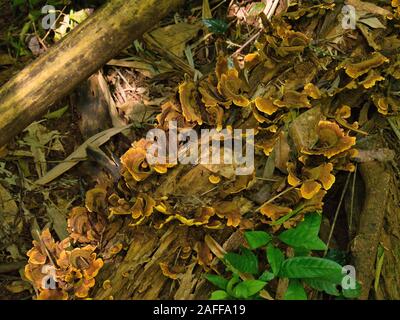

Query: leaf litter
[1,0,400,300]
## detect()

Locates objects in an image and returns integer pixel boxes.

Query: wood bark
[0,0,183,147]
[351,161,390,299]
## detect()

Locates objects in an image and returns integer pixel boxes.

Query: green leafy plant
[7,0,66,57]
[202,19,229,34]
[206,213,361,300]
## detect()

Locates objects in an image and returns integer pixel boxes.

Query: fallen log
[351,161,390,299]
[0,0,183,147]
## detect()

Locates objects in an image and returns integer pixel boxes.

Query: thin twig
[200,185,219,197]
[349,164,358,238]
[231,30,261,57]
[263,0,274,17]
[36,230,56,267]
[115,68,135,91]
[32,23,48,50]
[267,0,280,19]
[255,185,298,212]
[256,176,279,182]
[211,0,228,12]
[324,173,351,256]
[41,6,67,42]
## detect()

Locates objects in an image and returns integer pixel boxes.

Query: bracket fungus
[25,229,104,299]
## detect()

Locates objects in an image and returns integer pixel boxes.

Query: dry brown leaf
[35,125,132,186]
[145,22,202,57]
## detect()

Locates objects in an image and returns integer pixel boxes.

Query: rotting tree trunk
[93,225,243,300]
[0,0,183,147]
[351,161,391,299]
[375,166,400,300]
[93,223,209,300]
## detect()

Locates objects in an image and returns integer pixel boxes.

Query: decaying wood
[94,225,206,300]
[344,132,400,300]
[374,167,400,300]
[351,161,390,300]
[74,72,112,140]
[0,0,183,147]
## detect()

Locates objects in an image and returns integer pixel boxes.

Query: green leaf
[249,2,266,15]
[304,278,340,296]
[210,290,230,300]
[45,105,69,120]
[374,244,385,293]
[342,281,362,299]
[325,249,347,265]
[233,280,266,299]
[293,247,311,257]
[28,10,42,22]
[205,274,228,290]
[12,0,25,7]
[266,244,284,276]
[225,248,259,274]
[279,257,343,282]
[244,231,272,249]
[284,280,307,300]
[226,274,240,297]
[259,271,275,282]
[19,21,32,43]
[202,19,229,34]
[278,213,327,251]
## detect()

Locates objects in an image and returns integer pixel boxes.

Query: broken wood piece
[351,161,390,299]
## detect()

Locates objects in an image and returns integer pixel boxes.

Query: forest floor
[1,0,400,300]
